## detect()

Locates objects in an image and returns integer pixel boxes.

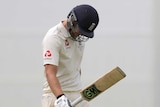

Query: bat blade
[80,66,126,101]
[71,66,126,107]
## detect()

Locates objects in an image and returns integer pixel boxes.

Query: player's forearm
[45,64,64,97]
[46,72,64,97]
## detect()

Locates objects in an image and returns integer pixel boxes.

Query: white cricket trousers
[42,91,89,107]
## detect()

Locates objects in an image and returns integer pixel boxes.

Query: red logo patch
[65,39,69,46]
[44,50,52,57]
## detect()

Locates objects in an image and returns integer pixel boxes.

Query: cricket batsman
[42,4,99,107]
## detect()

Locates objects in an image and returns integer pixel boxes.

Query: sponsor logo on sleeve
[44,50,52,60]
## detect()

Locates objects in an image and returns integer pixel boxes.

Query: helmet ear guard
[67,11,77,31]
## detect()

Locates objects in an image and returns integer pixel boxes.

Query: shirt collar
[57,21,71,40]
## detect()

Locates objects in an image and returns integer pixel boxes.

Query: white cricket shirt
[42,21,85,92]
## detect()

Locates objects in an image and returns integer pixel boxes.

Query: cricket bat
[71,66,126,107]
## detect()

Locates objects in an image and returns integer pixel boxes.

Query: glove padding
[54,95,71,107]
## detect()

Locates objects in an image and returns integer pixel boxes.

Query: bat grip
[71,96,83,107]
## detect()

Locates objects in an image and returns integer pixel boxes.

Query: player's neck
[62,20,68,30]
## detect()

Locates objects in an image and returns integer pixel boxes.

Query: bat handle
[71,96,83,107]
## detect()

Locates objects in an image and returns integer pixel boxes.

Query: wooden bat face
[80,67,126,101]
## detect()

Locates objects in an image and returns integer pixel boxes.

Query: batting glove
[54,95,71,107]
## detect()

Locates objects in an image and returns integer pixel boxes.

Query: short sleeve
[42,34,61,66]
